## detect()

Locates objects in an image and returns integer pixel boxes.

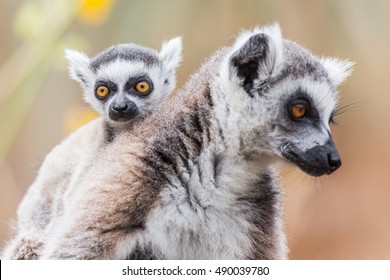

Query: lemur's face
[228,25,352,177]
[267,78,341,176]
[66,39,182,125]
[90,59,166,124]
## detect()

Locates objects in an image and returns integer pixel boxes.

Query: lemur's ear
[230,24,283,92]
[159,36,183,71]
[320,57,354,87]
[65,49,92,87]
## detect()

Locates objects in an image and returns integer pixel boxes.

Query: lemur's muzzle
[284,137,341,177]
[109,100,139,122]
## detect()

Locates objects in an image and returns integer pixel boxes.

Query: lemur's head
[222,24,353,176]
[65,37,182,124]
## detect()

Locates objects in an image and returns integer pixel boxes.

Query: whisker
[334,102,360,116]
[281,167,311,192]
[331,100,361,125]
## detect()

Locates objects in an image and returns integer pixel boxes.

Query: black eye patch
[95,80,118,93]
[94,81,118,102]
[124,75,154,97]
[285,90,320,124]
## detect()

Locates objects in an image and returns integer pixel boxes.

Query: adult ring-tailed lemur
[1,38,182,259]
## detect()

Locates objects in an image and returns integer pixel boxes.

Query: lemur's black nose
[113,103,128,112]
[109,100,138,122]
[284,136,342,177]
[328,151,341,173]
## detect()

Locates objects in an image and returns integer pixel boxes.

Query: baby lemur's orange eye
[291,103,307,119]
[96,86,109,99]
[135,81,150,94]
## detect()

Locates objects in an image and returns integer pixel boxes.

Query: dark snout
[109,100,139,122]
[284,138,341,177]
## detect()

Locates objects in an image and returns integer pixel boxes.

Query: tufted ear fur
[65,49,93,88]
[229,24,284,93]
[321,57,354,87]
[159,37,183,72]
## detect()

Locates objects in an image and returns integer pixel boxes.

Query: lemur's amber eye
[291,104,307,119]
[96,86,109,99]
[135,81,150,94]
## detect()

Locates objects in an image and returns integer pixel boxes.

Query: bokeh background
[0,0,389,259]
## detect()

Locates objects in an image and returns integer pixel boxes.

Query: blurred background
[0,0,389,259]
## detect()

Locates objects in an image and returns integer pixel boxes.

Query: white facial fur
[88,61,172,121]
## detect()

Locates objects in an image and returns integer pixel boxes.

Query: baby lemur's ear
[159,37,183,72]
[65,49,93,87]
[229,24,284,93]
[320,57,354,87]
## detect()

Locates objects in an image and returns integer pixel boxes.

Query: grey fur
[281,40,329,81]
[90,44,161,72]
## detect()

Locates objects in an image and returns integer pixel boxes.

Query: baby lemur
[1,38,182,259]
[36,24,352,259]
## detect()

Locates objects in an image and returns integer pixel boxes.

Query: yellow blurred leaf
[77,0,117,25]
